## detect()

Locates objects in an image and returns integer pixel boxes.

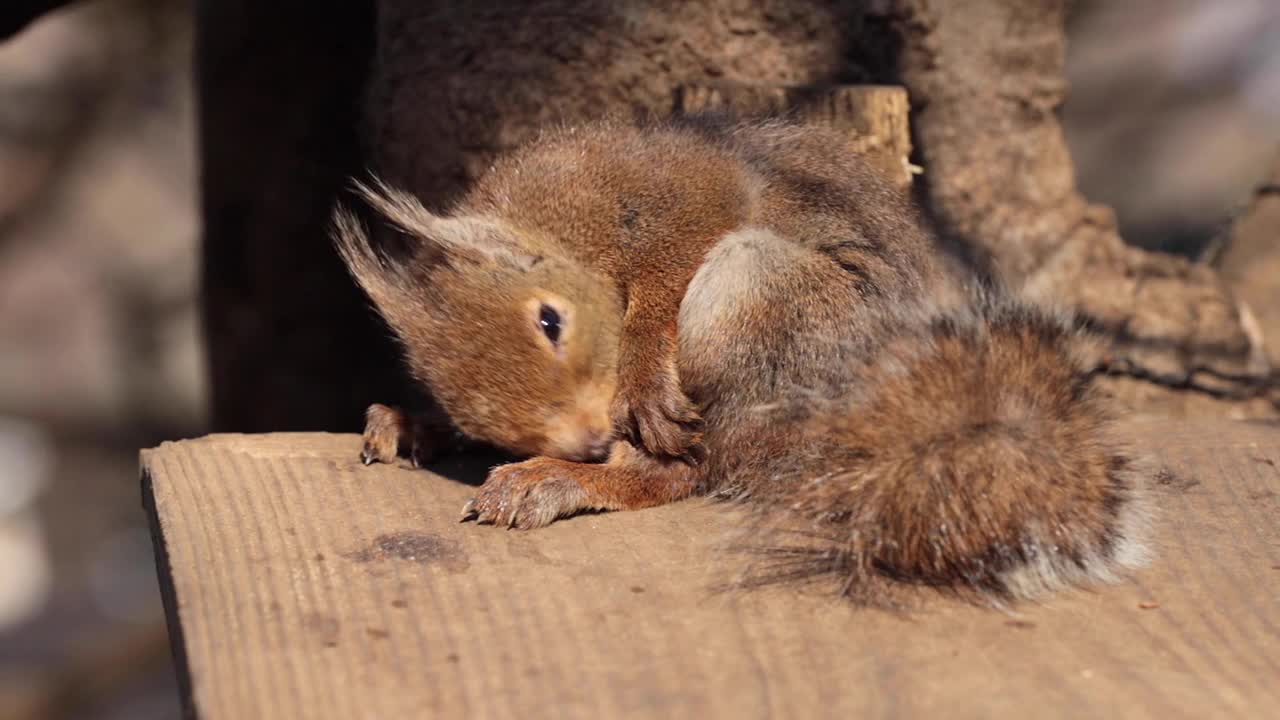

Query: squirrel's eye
[538,304,562,345]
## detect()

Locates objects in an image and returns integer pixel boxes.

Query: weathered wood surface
[142,418,1280,719]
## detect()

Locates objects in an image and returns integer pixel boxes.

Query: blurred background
[0,0,1275,717]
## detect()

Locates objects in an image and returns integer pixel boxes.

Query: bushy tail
[739,298,1152,606]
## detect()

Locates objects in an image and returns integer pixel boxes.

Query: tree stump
[888,0,1274,414]
[1216,152,1280,368]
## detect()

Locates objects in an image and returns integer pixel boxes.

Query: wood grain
[142,418,1280,719]
[677,83,914,188]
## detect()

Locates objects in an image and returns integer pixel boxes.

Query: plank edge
[141,459,200,720]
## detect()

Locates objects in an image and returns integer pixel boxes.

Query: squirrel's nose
[545,411,614,462]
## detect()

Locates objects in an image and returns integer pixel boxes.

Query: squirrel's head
[334,179,622,461]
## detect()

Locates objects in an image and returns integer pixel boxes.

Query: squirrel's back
[463,115,950,303]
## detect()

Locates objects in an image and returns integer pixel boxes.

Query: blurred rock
[0,1,194,717]
[0,0,202,432]
[1064,0,1280,255]
[0,512,53,632]
[0,418,53,632]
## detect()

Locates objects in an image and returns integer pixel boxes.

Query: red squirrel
[334,114,1150,604]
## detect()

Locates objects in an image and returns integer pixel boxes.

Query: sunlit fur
[334,189,620,461]
[679,228,1150,606]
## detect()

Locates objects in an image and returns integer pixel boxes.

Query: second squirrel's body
[337,115,1150,604]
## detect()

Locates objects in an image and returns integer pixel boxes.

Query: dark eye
[538,304,562,345]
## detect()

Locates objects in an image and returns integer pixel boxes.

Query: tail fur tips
[743,299,1151,606]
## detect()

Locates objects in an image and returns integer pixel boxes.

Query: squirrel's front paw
[610,371,705,463]
[360,403,439,468]
[461,458,591,529]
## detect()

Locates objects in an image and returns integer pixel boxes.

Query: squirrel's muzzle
[543,425,612,462]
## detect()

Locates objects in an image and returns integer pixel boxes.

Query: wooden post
[197,1,417,434]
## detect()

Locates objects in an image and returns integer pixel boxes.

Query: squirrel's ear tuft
[351,175,540,273]
[331,203,415,310]
[350,176,447,245]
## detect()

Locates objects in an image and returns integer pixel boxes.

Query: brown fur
[360,403,478,469]
[335,115,1150,604]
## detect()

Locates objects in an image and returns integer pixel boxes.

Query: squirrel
[333,113,1151,605]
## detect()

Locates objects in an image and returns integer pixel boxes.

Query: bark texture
[889,0,1273,409]
[199,0,1276,430]
[366,1,867,210]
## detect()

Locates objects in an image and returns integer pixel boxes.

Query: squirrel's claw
[462,458,591,530]
[611,375,706,464]
[680,442,708,467]
[629,406,705,465]
[359,403,404,466]
[358,402,453,469]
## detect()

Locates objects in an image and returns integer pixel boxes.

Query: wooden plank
[142,419,1280,719]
